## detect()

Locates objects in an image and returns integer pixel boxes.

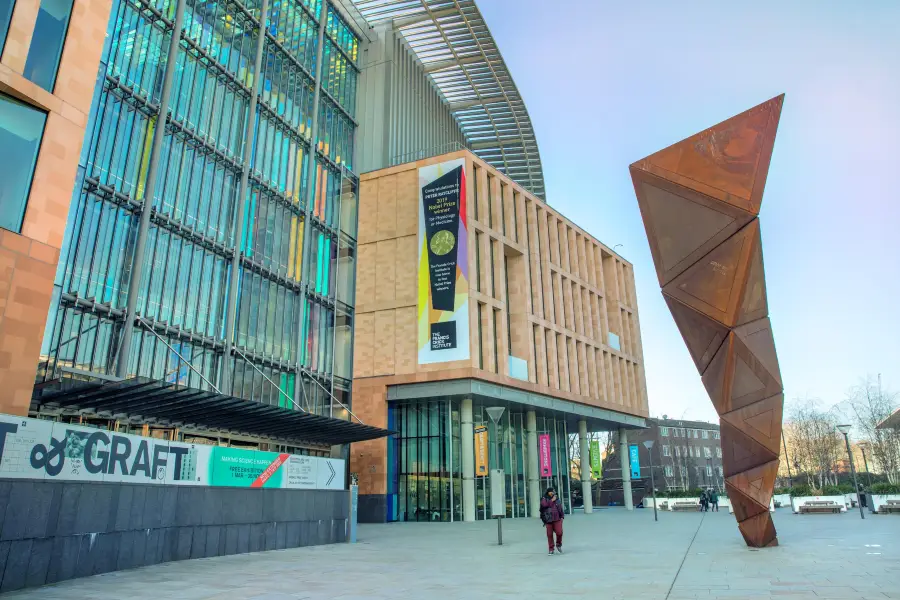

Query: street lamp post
[836,425,865,520]
[643,440,658,522]
[486,407,506,544]
[782,430,794,488]
[858,442,873,488]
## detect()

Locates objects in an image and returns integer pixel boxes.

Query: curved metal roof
[353,0,546,199]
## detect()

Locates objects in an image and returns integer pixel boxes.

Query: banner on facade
[0,414,344,490]
[629,444,641,479]
[474,425,488,476]
[539,434,552,477]
[590,440,602,479]
[417,158,470,364]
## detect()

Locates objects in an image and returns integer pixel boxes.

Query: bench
[658,501,669,511]
[880,500,900,514]
[799,500,842,514]
[671,501,698,512]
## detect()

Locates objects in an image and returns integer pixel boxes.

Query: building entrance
[386,399,571,522]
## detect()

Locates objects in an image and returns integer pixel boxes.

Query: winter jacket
[540,496,565,524]
[709,491,719,503]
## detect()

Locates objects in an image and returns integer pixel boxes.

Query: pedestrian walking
[540,487,565,555]
[709,488,719,512]
[699,489,708,512]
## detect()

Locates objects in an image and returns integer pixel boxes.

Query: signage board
[590,440,602,479]
[0,414,344,490]
[539,433,552,477]
[629,444,641,479]
[490,468,505,517]
[417,158,470,364]
[474,425,488,476]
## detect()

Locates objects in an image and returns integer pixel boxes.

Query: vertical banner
[539,434,552,477]
[417,158,470,364]
[629,444,641,479]
[474,425,488,476]
[590,440,602,479]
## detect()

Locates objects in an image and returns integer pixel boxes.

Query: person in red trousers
[540,487,565,555]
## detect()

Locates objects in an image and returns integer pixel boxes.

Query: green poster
[590,440,602,479]
[208,447,286,488]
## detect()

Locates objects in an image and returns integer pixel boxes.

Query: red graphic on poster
[539,434,552,477]
[251,453,290,488]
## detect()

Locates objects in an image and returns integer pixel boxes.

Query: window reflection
[0,0,14,55]
[0,93,47,233]
[24,0,74,91]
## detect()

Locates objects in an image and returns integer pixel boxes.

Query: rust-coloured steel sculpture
[630,95,785,547]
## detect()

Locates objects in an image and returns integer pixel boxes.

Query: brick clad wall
[0,0,113,413]
[0,231,58,415]
[352,150,649,416]
[350,150,651,517]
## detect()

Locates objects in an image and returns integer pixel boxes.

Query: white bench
[799,500,842,514]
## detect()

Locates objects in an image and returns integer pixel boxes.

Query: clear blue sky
[480,1,900,422]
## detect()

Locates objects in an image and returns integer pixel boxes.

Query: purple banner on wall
[539,434,552,477]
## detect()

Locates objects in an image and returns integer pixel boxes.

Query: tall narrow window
[0,93,47,233]
[0,0,15,55]
[504,255,511,351]
[24,0,74,91]
[477,303,484,369]
[492,308,500,373]
[473,166,479,221]
[474,232,481,293]
[489,239,496,299]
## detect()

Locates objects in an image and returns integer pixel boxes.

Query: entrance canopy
[386,378,646,433]
[34,377,394,447]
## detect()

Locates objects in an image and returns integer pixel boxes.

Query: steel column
[221,0,271,392]
[115,0,188,378]
[294,0,329,408]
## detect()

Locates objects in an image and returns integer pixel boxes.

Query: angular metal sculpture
[630,95,785,547]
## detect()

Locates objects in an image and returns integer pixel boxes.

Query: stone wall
[0,479,348,593]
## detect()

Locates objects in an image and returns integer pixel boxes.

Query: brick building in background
[0,0,112,415]
[603,417,724,504]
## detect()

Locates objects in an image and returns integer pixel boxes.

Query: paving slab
[5,508,899,599]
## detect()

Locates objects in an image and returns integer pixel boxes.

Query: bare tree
[846,376,900,484]
[784,398,843,489]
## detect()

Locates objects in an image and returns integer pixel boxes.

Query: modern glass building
[38,0,362,433]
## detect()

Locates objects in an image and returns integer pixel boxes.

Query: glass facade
[388,401,459,522]
[0,92,47,233]
[23,0,74,91]
[40,0,360,418]
[387,399,572,523]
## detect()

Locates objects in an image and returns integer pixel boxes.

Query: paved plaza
[6,508,899,600]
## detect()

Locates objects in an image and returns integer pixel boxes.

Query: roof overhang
[354,0,546,199]
[386,378,647,432]
[34,377,394,447]
[877,407,900,430]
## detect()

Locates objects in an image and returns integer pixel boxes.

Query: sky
[479,0,900,422]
